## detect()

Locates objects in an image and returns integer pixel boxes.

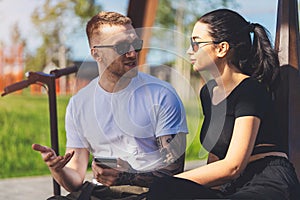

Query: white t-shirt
[66,72,188,171]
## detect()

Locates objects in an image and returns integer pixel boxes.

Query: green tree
[156,0,238,30]
[10,23,25,45]
[26,0,101,71]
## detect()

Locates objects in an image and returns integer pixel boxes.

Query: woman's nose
[186,45,194,55]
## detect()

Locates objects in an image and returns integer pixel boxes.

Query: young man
[32,11,188,193]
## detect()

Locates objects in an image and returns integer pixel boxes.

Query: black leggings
[147,176,221,200]
[147,156,300,200]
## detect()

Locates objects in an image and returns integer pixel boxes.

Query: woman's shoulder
[239,77,269,95]
[236,78,272,106]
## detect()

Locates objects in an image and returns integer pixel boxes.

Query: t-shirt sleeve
[65,97,86,148]
[155,87,188,137]
[234,82,270,119]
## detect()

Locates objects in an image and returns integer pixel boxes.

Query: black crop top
[200,78,285,159]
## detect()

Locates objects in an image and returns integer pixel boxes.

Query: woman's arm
[176,116,260,187]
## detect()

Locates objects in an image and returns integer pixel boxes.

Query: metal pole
[47,76,61,195]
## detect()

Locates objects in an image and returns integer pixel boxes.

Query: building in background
[0,43,24,94]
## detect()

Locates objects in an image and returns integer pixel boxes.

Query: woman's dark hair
[199,9,280,90]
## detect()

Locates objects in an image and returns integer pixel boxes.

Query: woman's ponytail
[248,23,280,91]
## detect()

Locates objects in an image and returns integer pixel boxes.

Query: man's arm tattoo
[117,133,186,187]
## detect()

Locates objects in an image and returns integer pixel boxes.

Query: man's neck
[98,73,133,93]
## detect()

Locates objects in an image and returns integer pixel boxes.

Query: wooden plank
[127,0,147,29]
[275,0,300,178]
[127,0,158,70]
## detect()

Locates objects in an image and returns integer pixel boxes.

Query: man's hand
[92,158,135,186]
[32,144,74,172]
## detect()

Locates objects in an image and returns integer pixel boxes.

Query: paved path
[0,160,206,200]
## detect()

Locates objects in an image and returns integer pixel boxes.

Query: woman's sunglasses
[190,37,218,52]
[93,39,143,55]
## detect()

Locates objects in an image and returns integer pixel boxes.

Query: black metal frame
[1,65,78,195]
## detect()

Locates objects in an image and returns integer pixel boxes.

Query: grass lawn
[0,91,70,178]
[0,90,206,178]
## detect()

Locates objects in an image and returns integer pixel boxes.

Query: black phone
[94,157,117,169]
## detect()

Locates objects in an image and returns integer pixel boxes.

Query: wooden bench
[275,0,300,179]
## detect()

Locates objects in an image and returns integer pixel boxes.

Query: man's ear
[91,48,102,62]
[215,41,230,58]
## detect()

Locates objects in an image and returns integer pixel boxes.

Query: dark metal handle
[1,80,31,96]
[50,65,78,78]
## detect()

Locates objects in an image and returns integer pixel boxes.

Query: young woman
[147,8,299,200]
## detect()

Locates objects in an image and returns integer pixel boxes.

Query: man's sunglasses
[93,39,143,55]
[190,37,219,52]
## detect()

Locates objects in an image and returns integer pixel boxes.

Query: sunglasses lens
[190,38,198,52]
[193,44,198,52]
[115,39,143,55]
[132,39,143,52]
[116,42,130,55]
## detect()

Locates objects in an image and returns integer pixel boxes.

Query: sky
[0,0,129,60]
[0,0,288,61]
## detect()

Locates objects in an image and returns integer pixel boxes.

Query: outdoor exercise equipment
[1,65,78,195]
